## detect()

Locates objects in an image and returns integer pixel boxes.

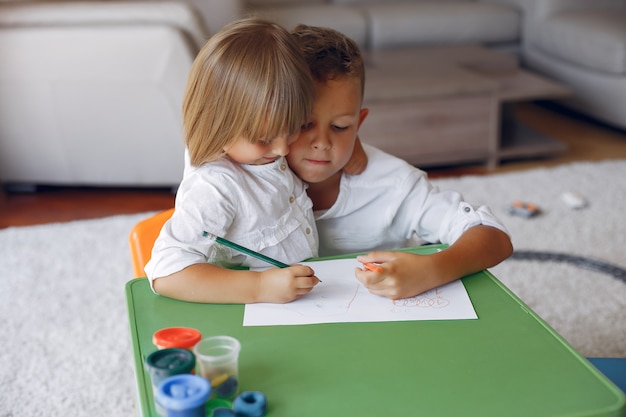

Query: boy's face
[287,76,368,184]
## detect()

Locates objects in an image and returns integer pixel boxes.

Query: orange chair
[129,208,174,277]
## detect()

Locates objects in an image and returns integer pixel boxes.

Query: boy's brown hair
[183,18,315,166]
[291,24,365,99]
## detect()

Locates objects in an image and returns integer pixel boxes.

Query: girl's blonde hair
[183,18,315,166]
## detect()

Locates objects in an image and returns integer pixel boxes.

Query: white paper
[243,258,477,326]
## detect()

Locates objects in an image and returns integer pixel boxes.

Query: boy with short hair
[288,24,513,300]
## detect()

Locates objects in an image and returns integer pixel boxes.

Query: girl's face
[225,132,298,165]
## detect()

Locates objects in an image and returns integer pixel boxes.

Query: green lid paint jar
[146,347,197,413]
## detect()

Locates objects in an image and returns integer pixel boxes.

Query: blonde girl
[145,18,321,304]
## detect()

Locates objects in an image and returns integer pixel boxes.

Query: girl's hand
[257,264,320,303]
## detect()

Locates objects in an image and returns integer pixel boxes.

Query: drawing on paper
[283,280,362,317]
[390,288,450,313]
[244,257,477,326]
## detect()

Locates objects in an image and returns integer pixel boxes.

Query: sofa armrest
[0,1,209,49]
[0,1,203,186]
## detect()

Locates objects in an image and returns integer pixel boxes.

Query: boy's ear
[343,108,370,176]
[358,108,369,128]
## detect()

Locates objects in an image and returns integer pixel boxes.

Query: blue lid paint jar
[156,374,211,417]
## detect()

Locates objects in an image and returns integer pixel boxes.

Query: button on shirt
[145,156,318,289]
[315,145,509,257]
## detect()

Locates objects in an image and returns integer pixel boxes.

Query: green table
[126,246,625,416]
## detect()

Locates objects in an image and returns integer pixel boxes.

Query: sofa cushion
[531,9,626,75]
[333,0,460,3]
[0,23,191,185]
[246,4,369,48]
[247,0,324,5]
[364,1,520,49]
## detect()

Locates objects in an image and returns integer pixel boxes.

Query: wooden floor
[2,102,626,229]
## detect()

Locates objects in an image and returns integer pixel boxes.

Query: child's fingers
[294,275,320,289]
[355,267,385,286]
[356,251,394,264]
[289,264,315,276]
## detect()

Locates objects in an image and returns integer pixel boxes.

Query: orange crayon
[362,262,383,273]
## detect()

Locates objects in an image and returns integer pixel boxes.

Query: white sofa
[519,0,626,131]
[1,0,624,187]
[4,0,519,187]
[0,1,208,187]
[243,0,626,131]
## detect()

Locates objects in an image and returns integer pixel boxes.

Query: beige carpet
[431,159,626,358]
[1,159,624,416]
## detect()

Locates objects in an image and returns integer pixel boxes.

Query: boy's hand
[354,227,512,300]
[355,252,437,300]
[342,136,368,175]
[258,264,320,303]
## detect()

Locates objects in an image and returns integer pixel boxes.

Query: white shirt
[316,144,509,257]
[145,156,318,288]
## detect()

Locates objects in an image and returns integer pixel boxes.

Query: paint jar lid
[156,374,211,411]
[153,327,202,349]
[145,348,196,379]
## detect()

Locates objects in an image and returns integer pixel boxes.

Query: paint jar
[205,398,233,416]
[156,374,211,417]
[193,336,241,400]
[153,327,202,350]
[146,347,197,415]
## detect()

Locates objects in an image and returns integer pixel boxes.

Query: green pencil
[202,231,290,268]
